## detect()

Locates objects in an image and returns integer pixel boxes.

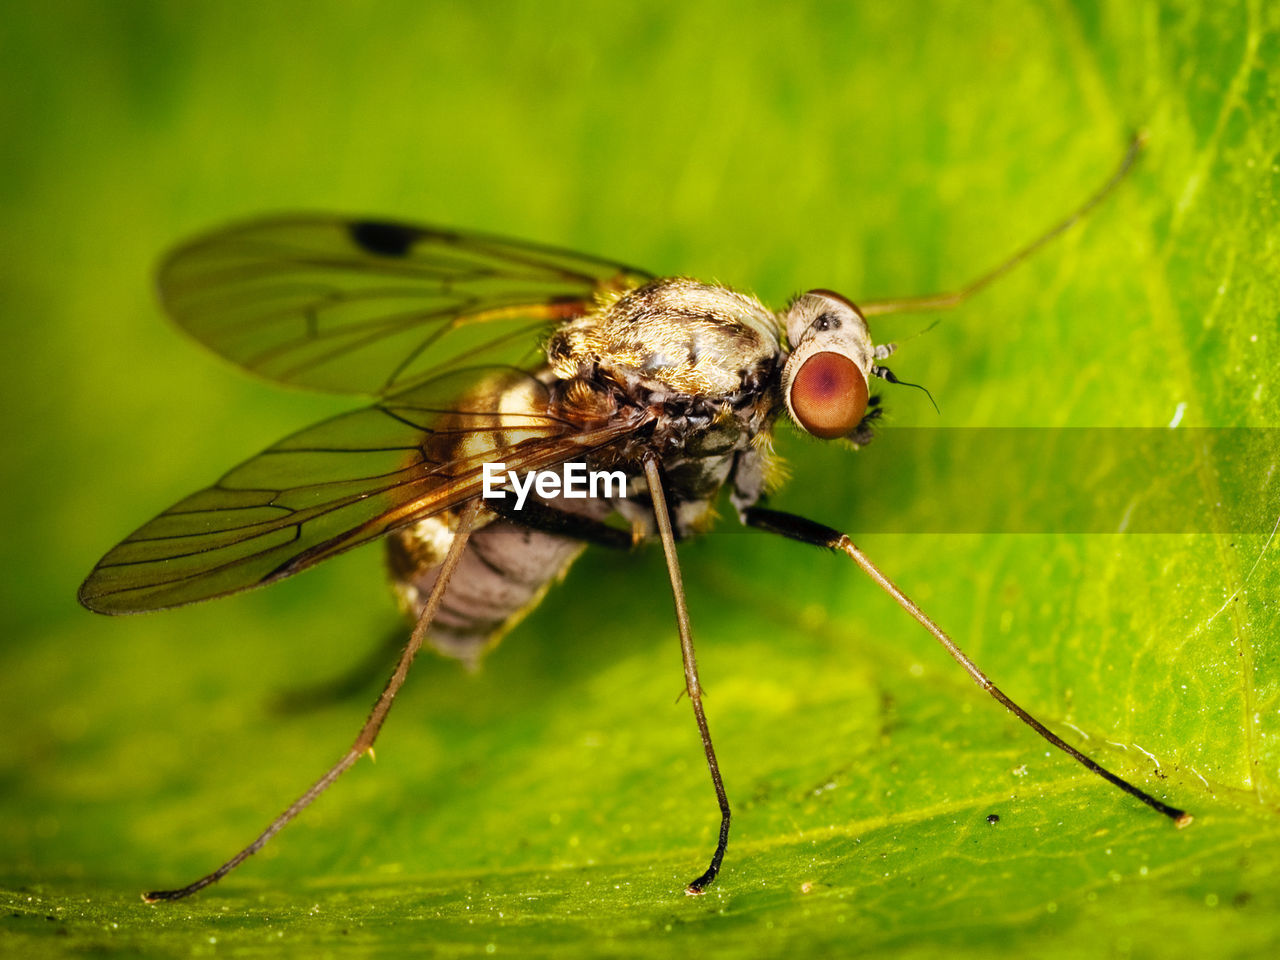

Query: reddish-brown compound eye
[789,351,868,439]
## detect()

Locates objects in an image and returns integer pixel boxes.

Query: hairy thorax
[547,277,781,400]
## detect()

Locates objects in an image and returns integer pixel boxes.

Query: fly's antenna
[873,364,939,414]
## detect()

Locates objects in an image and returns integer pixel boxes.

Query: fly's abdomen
[387,515,585,667]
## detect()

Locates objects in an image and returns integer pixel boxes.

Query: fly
[77,134,1190,902]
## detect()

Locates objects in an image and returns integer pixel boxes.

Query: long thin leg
[144,498,485,902]
[642,455,732,895]
[859,133,1144,317]
[743,506,1192,826]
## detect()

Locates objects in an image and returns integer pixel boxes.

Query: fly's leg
[860,133,1144,318]
[144,498,485,902]
[743,506,1191,826]
[643,455,732,895]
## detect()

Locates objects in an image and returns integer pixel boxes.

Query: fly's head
[780,289,884,442]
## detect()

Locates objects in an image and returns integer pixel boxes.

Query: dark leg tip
[684,865,718,896]
[142,887,191,903]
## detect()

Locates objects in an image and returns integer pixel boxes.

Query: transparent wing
[79,367,651,614]
[158,215,654,396]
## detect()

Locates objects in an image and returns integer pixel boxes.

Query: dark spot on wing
[350,220,422,257]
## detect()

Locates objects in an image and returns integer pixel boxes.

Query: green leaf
[2,1,1278,957]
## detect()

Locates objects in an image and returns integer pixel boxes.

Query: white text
[481,462,627,510]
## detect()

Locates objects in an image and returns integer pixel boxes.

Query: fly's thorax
[546,278,782,400]
[535,277,791,538]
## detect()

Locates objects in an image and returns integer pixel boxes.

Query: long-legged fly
[78,134,1190,902]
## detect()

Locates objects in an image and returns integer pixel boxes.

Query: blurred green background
[3,1,1279,957]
